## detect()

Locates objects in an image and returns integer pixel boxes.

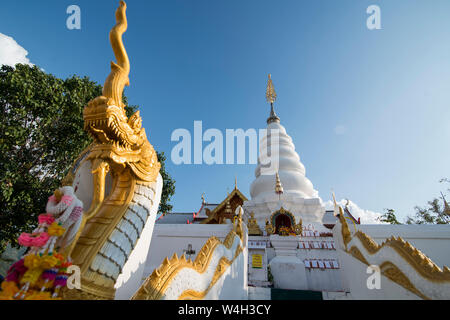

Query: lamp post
[183,244,196,260]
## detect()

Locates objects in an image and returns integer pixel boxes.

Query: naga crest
[83,1,160,182]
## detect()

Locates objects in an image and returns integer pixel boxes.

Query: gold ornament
[61,1,161,300]
[132,227,244,300]
[275,172,284,195]
[247,212,263,236]
[265,219,274,235]
[266,74,277,104]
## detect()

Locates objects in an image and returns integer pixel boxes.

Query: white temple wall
[332,251,421,300]
[205,243,248,300]
[143,224,237,281]
[248,248,268,284]
[332,223,450,299]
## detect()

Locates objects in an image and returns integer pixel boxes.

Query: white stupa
[244,75,325,228]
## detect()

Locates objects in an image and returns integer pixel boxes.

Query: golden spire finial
[266,74,277,104]
[201,192,206,204]
[275,172,284,195]
[266,74,280,124]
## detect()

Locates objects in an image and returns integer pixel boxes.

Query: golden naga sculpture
[335,202,450,299]
[90,0,129,109]
[83,0,159,184]
[349,231,450,283]
[338,206,352,249]
[60,1,161,300]
[132,226,244,300]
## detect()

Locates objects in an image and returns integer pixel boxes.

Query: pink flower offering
[18,232,50,247]
[38,214,55,225]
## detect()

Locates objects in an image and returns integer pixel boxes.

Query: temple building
[143,75,450,300]
[1,2,449,300]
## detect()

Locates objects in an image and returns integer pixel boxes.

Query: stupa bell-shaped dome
[250,75,318,201]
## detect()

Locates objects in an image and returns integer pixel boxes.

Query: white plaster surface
[114,174,163,300]
[143,224,234,280]
[333,220,450,299]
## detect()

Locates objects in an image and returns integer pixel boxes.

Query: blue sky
[1,0,450,222]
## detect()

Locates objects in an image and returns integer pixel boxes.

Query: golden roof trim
[200,188,248,224]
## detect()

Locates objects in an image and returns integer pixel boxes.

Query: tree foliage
[378,208,402,225]
[0,64,175,251]
[157,151,176,214]
[379,179,450,225]
[406,179,450,225]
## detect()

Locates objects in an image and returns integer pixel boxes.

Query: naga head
[84,102,159,182]
[83,0,160,182]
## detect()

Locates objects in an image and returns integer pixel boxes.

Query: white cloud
[323,198,385,224]
[334,125,346,135]
[0,33,33,67]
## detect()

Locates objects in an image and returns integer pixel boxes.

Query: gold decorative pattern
[89,0,129,109]
[294,218,303,236]
[348,246,370,266]
[380,262,429,300]
[233,206,245,241]
[132,227,244,300]
[338,206,352,249]
[275,172,283,194]
[335,204,450,299]
[266,74,277,104]
[265,219,274,235]
[60,278,116,300]
[82,0,160,183]
[351,231,450,283]
[201,187,248,224]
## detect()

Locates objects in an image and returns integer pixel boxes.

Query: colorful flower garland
[0,187,83,300]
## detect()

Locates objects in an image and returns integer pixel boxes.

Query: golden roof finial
[201,192,206,205]
[266,74,277,104]
[234,176,238,190]
[266,74,280,124]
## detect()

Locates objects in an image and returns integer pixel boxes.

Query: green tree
[157,151,176,214]
[406,179,450,225]
[378,208,402,225]
[0,64,175,252]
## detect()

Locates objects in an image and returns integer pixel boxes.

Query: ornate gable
[201,188,248,224]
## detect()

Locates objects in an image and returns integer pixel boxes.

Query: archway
[275,214,292,234]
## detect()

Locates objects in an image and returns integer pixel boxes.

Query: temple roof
[156,185,249,225]
[201,187,248,224]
